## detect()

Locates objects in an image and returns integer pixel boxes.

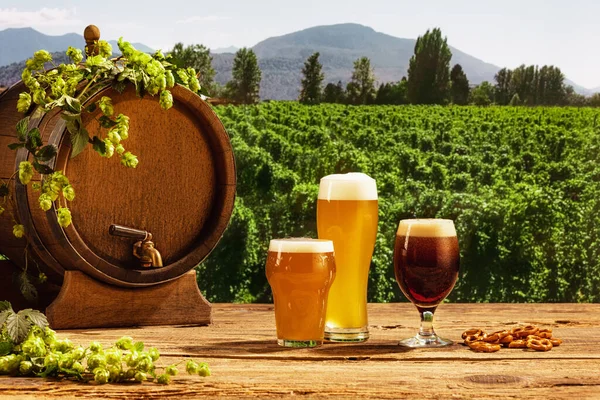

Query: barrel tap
[109,224,163,268]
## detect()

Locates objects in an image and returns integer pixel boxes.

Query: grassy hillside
[197,103,600,303]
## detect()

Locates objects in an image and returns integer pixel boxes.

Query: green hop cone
[13,224,25,238]
[58,354,74,369]
[166,365,178,376]
[176,70,189,85]
[89,341,103,353]
[86,55,107,68]
[0,206,4,216]
[153,49,165,60]
[72,361,85,374]
[43,353,58,369]
[32,88,46,105]
[105,349,122,365]
[98,40,113,58]
[94,367,110,384]
[32,182,41,191]
[17,92,32,113]
[189,75,201,93]
[115,114,130,130]
[146,59,165,77]
[197,363,211,377]
[22,337,47,357]
[108,365,122,382]
[66,46,83,64]
[87,353,107,370]
[51,77,65,98]
[165,70,175,88]
[99,96,114,117]
[71,346,86,360]
[120,152,139,168]
[117,37,135,57]
[157,373,171,385]
[38,272,47,283]
[136,355,154,373]
[185,360,199,374]
[57,207,72,228]
[19,161,34,184]
[115,144,125,155]
[125,351,140,367]
[62,185,75,202]
[125,368,136,379]
[19,360,33,375]
[159,90,173,111]
[43,328,57,345]
[103,139,115,158]
[147,347,159,362]
[34,50,52,64]
[134,371,147,382]
[116,336,134,350]
[39,193,53,211]
[107,129,121,145]
[52,338,74,353]
[155,74,167,91]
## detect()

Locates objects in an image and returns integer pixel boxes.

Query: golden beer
[266,238,336,347]
[317,173,378,341]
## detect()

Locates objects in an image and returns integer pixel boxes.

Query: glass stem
[419,310,436,337]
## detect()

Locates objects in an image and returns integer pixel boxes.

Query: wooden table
[1,303,599,399]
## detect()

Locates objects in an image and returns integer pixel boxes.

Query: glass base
[325,327,369,342]
[398,334,453,348]
[277,339,322,348]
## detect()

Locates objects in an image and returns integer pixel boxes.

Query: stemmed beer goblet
[393,219,459,347]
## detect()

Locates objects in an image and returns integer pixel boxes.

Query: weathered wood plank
[0,304,599,399]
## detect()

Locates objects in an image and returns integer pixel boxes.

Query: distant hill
[211,46,238,54]
[212,23,498,100]
[0,27,153,67]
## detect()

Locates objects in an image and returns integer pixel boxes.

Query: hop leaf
[19,161,34,185]
[98,96,114,117]
[13,224,25,238]
[159,90,173,111]
[6,313,31,343]
[57,207,72,228]
[17,93,32,113]
[120,152,138,168]
[66,46,83,64]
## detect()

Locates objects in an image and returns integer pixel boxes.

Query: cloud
[0,7,81,28]
[176,15,231,24]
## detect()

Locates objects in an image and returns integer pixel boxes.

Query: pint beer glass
[394,219,459,347]
[317,173,378,342]
[266,238,336,347]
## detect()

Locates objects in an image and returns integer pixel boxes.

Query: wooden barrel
[0,81,236,288]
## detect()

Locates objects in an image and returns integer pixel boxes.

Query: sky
[1,0,599,89]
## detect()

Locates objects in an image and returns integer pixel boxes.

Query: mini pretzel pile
[461,325,562,353]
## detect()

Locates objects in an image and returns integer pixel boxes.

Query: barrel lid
[48,84,236,286]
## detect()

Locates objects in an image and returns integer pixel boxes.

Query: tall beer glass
[394,219,459,347]
[317,173,378,342]
[266,238,336,348]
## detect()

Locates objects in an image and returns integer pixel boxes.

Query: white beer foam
[396,219,457,238]
[269,238,334,253]
[318,173,378,201]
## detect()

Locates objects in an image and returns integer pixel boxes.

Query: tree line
[168,29,600,106]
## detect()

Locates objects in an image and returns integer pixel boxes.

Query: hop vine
[1,37,203,300]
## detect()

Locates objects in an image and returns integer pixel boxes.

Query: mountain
[211,46,238,54]
[211,23,500,100]
[0,27,153,67]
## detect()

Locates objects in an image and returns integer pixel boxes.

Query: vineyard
[196,103,600,304]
